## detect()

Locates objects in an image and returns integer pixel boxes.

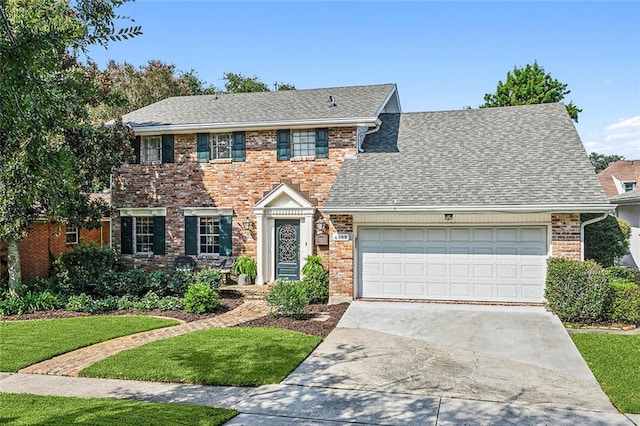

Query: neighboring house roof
[325,103,610,212]
[90,192,111,208]
[609,188,640,204]
[597,160,640,197]
[122,84,399,133]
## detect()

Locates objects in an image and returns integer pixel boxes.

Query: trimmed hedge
[545,258,610,323]
[607,279,640,324]
[265,281,309,319]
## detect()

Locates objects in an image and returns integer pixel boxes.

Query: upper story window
[623,182,636,192]
[277,128,328,161]
[141,136,162,163]
[197,132,245,163]
[292,130,316,157]
[210,133,233,160]
[66,225,78,245]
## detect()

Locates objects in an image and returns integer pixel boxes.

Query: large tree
[481,61,582,122]
[589,152,625,174]
[222,72,295,93]
[89,60,215,122]
[0,0,139,293]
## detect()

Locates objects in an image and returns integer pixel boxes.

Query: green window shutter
[162,134,174,163]
[232,132,246,162]
[131,136,141,164]
[121,217,133,254]
[197,133,210,162]
[315,128,329,158]
[219,215,233,256]
[153,216,165,255]
[184,216,198,255]
[277,130,290,161]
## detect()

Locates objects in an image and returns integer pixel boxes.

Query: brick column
[328,214,353,303]
[551,213,581,260]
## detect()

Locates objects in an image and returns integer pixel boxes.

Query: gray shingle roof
[122,84,396,128]
[326,103,609,208]
[610,188,640,204]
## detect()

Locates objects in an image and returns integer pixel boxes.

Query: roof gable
[597,160,640,197]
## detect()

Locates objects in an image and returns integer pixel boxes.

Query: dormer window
[623,182,636,192]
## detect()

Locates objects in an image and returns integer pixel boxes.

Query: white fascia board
[320,204,613,214]
[182,207,233,216]
[374,84,401,116]
[131,117,380,135]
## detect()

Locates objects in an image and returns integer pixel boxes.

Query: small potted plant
[233,254,257,285]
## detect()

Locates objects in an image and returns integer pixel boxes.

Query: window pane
[142,136,162,162]
[292,130,316,157]
[211,133,232,159]
[135,217,154,253]
[199,217,220,254]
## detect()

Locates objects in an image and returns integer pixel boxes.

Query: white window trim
[66,226,79,245]
[291,129,316,158]
[181,207,233,217]
[119,207,167,217]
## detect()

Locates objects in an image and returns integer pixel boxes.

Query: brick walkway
[19,300,270,377]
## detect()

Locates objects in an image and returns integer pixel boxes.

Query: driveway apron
[282,301,616,412]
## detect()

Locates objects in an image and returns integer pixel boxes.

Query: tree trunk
[6,238,22,296]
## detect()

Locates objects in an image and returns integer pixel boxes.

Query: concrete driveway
[230,301,629,425]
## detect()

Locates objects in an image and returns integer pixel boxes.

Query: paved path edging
[18,300,269,377]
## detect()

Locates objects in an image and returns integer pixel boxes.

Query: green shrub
[194,268,223,290]
[96,269,121,297]
[54,244,116,296]
[605,266,638,283]
[159,296,185,311]
[184,283,220,314]
[146,270,171,297]
[582,214,630,267]
[0,295,21,316]
[545,258,609,323]
[65,294,94,313]
[92,296,118,313]
[300,278,329,304]
[265,280,309,319]
[116,294,138,310]
[302,255,325,277]
[607,279,640,324]
[170,270,194,296]
[134,291,161,312]
[116,268,148,297]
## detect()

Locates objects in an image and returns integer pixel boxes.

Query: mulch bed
[1,298,244,323]
[1,300,351,337]
[236,303,350,337]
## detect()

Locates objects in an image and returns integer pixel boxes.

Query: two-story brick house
[115,84,610,303]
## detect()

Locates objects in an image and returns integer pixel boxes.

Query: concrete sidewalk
[1,373,636,425]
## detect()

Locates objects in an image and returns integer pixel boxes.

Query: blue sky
[87,1,640,159]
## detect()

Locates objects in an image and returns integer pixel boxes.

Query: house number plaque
[332,233,351,242]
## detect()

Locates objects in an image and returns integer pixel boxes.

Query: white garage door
[359,226,548,303]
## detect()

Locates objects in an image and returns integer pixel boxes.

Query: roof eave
[320,203,613,214]
[129,117,380,134]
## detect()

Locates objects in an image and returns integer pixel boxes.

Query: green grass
[0,393,236,425]
[572,333,640,413]
[81,327,322,386]
[0,316,179,372]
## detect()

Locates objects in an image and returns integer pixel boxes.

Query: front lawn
[0,316,179,372]
[0,393,236,425]
[572,333,640,413]
[81,327,321,386]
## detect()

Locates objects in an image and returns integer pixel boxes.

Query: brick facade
[551,213,581,260]
[0,221,109,283]
[328,214,354,301]
[113,127,357,276]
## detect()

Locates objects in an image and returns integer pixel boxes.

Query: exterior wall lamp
[242,218,253,230]
[315,217,326,233]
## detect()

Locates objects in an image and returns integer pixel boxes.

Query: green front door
[275,219,300,281]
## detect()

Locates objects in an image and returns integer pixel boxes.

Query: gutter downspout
[357,119,382,152]
[580,212,610,261]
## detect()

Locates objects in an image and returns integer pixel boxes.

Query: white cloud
[606,115,640,131]
[584,115,640,159]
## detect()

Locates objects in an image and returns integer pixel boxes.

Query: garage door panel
[360,226,547,303]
